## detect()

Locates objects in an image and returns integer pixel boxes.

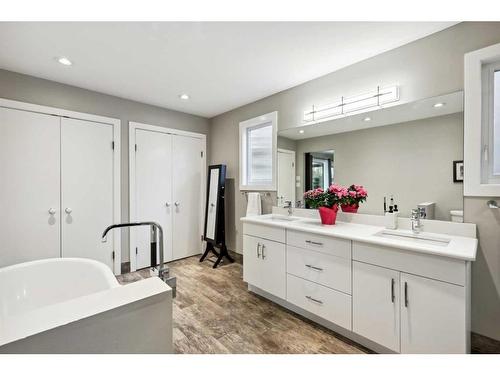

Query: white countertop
[241,214,478,261]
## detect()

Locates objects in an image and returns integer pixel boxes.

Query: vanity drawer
[352,241,466,286]
[243,222,285,243]
[287,245,351,294]
[287,230,351,259]
[286,274,352,330]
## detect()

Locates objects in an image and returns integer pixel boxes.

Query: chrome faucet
[102,222,176,297]
[284,201,293,216]
[410,209,424,234]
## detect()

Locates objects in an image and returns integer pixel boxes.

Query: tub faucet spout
[101,222,176,297]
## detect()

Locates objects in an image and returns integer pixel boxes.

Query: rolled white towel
[246,192,262,216]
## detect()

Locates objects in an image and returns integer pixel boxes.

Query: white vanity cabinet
[352,261,401,352]
[285,230,352,330]
[352,242,468,354]
[399,272,466,353]
[241,217,473,354]
[242,224,286,299]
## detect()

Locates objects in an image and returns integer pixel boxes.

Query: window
[482,62,500,184]
[239,111,277,190]
[492,70,500,176]
[464,42,500,196]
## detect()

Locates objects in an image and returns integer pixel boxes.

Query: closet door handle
[404,281,408,307]
[65,207,72,214]
[391,278,395,303]
[256,243,261,258]
[210,203,215,207]
[48,208,56,215]
[165,202,170,207]
[261,244,266,259]
[174,202,180,207]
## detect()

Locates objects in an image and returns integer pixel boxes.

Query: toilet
[450,210,464,223]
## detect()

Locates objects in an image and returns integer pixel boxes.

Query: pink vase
[341,203,359,213]
[318,205,339,225]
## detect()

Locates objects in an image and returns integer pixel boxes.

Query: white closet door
[0,107,61,267]
[134,129,173,268]
[277,150,295,205]
[61,118,114,269]
[172,134,203,259]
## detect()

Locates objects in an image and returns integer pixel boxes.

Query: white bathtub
[0,258,172,353]
[0,258,119,318]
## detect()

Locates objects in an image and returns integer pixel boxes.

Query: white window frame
[239,111,278,191]
[464,42,500,196]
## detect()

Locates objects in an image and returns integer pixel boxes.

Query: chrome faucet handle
[411,208,419,218]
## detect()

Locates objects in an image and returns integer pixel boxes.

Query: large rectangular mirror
[277,91,464,221]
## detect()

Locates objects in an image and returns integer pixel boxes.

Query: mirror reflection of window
[306,151,334,191]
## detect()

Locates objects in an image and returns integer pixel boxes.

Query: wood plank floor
[117,252,371,354]
[118,253,499,354]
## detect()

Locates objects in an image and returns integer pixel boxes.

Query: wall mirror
[277,91,464,221]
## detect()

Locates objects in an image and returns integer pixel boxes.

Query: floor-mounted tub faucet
[102,222,176,297]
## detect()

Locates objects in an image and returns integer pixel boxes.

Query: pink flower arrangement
[344,184,368,205]
[303,188,327,209]
[304,184,368,209]
[328,184,348,200]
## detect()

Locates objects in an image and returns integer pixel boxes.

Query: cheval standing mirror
[200,164,234,268]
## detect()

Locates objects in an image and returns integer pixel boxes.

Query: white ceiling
[0,22,457,118]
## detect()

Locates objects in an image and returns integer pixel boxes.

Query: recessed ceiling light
[179,94,190,100]
[363,117,371,122]
[433,102,445,108]
[299,130,305,134]
[57,57,72,66]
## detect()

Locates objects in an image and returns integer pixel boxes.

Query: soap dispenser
[385,205,398,230]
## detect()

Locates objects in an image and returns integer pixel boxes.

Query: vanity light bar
[303,86,399,123]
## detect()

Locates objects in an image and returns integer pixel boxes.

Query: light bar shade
[303,85,399,123]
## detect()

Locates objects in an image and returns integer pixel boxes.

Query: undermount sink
[264,214,301,222]
[374,229,451,247]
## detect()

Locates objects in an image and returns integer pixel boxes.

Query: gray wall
[0,69,210,262]
[209,22,500,341]
[294,113,464,220]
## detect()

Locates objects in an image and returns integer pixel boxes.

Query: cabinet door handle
[305,240,323,246]
[256,243,261,258]
[48,208,57,215]
[306,295,323,304]
[65,207,72,214]
[261,244,266,259]
[404,281,408,307]
[305,264,324,272]
[391,278,395,303]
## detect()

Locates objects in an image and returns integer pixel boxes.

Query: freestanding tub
[0,258,172,353]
